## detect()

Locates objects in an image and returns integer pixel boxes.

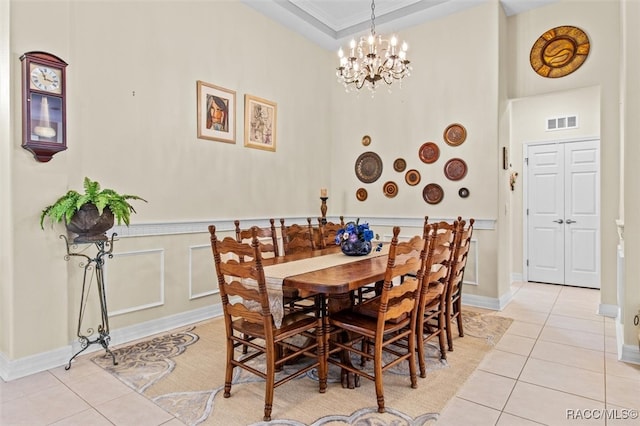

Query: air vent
[546,115,578,131]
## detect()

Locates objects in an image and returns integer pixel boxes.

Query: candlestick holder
[320,196,328,225]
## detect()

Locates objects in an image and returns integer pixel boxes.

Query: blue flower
[334,219,375,244]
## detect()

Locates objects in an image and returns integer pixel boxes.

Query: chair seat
[233,312,318,339]
[330,309,411,336]
[354,296,408,324]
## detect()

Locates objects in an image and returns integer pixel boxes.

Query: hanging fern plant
[40,177,147,229]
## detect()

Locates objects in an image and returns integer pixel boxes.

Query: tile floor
[1,281,639,425]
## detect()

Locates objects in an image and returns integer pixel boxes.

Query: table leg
[327,293,360,389]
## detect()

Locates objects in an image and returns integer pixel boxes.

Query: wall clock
[20,51,68,162]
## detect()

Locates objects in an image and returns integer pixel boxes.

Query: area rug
[92,308,512,425]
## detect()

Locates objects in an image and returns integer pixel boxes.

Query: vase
[66,204,115,244]
[341,240,372,256]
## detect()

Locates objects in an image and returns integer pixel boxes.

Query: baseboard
[620,344,640,365]
[0,304,223,382]
[599,303,618,318]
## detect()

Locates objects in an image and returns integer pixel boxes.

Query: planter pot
[341,240,372,256]
[66,204,114,244]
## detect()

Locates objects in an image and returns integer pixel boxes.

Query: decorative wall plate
[444,123,467,146]
[356,187,368,201]
[405,169,421,186]
[423,183,444,204]
[419,142,440,164]
[444,158,468,181]
[362,135,371,146]
[530,26,590,78]
[393,158,407,172]
[355,151,383,183]
[458,187,470,198]
[383,181,398,198]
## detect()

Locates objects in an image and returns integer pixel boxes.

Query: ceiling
[241,0,557,50]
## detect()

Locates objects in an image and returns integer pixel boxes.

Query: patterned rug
[92,309,512,425]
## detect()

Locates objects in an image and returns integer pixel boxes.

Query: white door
[526,140,600,288]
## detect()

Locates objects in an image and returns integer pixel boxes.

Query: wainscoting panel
[189,244,219,300]
[105,248,165,316]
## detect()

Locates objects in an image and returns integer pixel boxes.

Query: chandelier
[336,0,412,92]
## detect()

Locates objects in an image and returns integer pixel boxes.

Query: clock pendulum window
[20,51,68,162]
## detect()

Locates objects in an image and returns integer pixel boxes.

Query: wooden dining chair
[234,219,279,258]
[280,218,316,254]
[209,225,326,422]
[326,226,427,413]
[416,219,458,377]
[317,216,344,249]
[445,217,475,351]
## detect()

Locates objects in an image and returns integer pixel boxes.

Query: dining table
[259,243,391,388]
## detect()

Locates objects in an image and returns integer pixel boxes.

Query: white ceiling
[241,0,557,50]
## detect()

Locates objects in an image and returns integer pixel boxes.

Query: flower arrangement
[335,220,374,244]
[335,219,375,256]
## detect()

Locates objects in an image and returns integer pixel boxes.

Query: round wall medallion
[419,142,440,163]
[458,187,470,198]
[405,169,421,186]
[362,135,371,146]
[393,158,407,172]
[423,183,444,204]
[356,187,368,201]
[355,151,383,183]
[530,25,590,78]
[444,124,467,146]
[383,181,398,198]
[444,158,468,181]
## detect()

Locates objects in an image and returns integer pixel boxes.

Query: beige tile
[64,368,135,405]
[49,358,108,384]
[494,334,536,357]
[551,305,603,322]
[606,374,640,409]
[478,349,528,379]
[0,391,46,425]
[49,408,114,425]
[539,325,604,352]
[0,371,60,403]
[530,340,604,373]
[604,318,617,336]
[605,335,618,354]
[23,383,91,425]
[496,307,549,325]
[497,412,546,425]
[436,397,501,425]
[96,391,173,426]
[519,358,604,401]
[504,382,605,425]
[605,353,640,379]
[503,320,543,339]
[456,370,516,410]
[546,314,604,335]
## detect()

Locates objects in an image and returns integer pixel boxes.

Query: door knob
[565,219,576,224]
[553,219,564,224]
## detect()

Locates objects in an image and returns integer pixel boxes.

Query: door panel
[526,140,600,288]
[564,140,600,287]
[527,144,564,284]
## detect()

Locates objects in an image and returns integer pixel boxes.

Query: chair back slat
[280,218,316,254]
[377,230,426,323]
[235,219,279,259]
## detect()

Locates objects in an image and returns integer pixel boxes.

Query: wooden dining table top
[262,245,389,296]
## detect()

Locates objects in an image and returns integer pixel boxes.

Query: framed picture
[244,94,276,152]
[196,80,236,144]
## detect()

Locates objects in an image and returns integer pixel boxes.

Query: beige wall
[2,0,638,378]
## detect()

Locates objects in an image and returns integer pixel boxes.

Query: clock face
[30,64,62,94]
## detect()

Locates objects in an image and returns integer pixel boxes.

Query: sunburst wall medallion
[530,25,590,78]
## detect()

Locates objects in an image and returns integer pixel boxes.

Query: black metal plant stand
[62,233,118,370]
